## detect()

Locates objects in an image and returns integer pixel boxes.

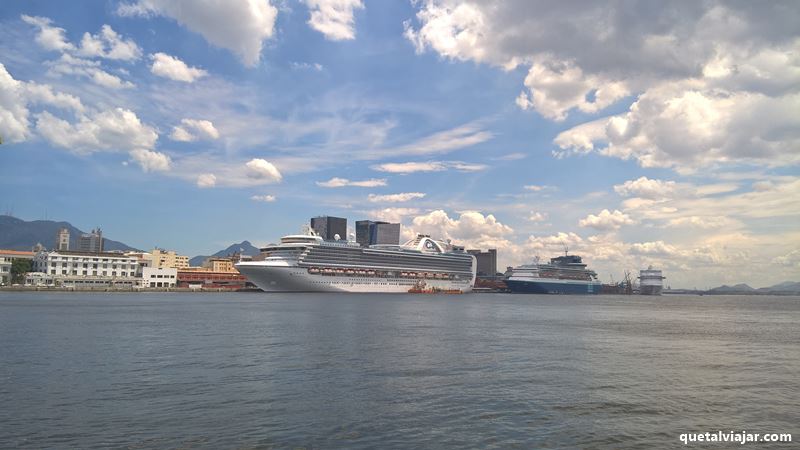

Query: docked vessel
[505,254,601,294]
[638,266,665,295]
[235,230,476,293]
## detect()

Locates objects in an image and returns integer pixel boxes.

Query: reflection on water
[1,293,798,449]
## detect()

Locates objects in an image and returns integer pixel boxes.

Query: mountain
[189,241,261,266]
[759,281,800,294]
[0,215,139,252]
[706,283,755,294]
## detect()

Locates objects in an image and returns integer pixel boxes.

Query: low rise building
[141,267,177,288]
[202,257,236,273]
[177,267,247,290]
[149,248,190,269]
[0,250,34,285]
[30,250,140,287]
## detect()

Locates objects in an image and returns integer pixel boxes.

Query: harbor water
[1,292,798,448]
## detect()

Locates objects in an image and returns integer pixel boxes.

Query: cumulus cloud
[367,207,421,223]
[614,177,678,199]
[47,54,135,89]
[0,64,32,143]
[129,149,171,172]
[523,184,553,192]
[35,108,158,154]
[21,15,74,51]
[169,118,219,141]
[250,194,276,202]
[150,53,207,82]
[405,2,800,170]
[409,210,513,243]
[245,158,282,182]
[579,209,635,231]
[368,192,426,203]
[528,211,547,222]
[196,173,217,188]
[303,0,364,41]
[372,160,487,173]
[316,177,387,188]
[630,241,681,258]
[118,0,278,66]
[666,216,736,229]
[77,25,142,60]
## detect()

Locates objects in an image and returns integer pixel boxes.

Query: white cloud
[523,184,553,192]
[21,15,74,52]
[245,158,282,182]
[290,62,324,71]
[579,209,635,231]
[771,249,800,268]
[405,2,800,170]
[0,64,32,143]
[368,192,426,203]
[169,118,219,141]
[366,207,421,223]
[77,25,142,60]
[409,210,513,242]
[129,149,171,172]
[614,177,677,199]
[35,108,158,154]
[666,216,736,229]
[528,211,547,222]
[250,194,276,202]
[303,0,364,41]
[24,82,84,114]
[516,59,629,121]
[316,177,387,187]
[47,54,135,89]
[196,173,217,188]
[372,160,487,173]
[118,0,278,66]
[629,241,681,258]
[150,53,207,82]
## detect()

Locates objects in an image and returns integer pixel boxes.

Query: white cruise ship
[638,266,665,295]
[235,230,476,293]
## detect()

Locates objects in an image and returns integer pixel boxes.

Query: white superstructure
[638,266,665,295]
[235,231,476,293]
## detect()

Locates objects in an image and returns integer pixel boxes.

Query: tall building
[310,216,347,241]
[56,227,70,251]
[356,220,401,247]
[467,248,498,277]
[77,228,103,253]
[149,248,190,269]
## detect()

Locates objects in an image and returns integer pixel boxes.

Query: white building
[0,250,34,285]
[141,267,177,288]
[31,250,140,288]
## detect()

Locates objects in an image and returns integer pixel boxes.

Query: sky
[0,0,798,288]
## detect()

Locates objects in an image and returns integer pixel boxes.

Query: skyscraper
[310,216,347,241]
[56,227,70,251]
[77,228,103,253]
[356,220,401,247]
[467,248,497,277]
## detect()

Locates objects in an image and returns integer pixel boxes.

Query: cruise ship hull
[236,264,474,293]
[639,285,663,296]
[506,278,601,295]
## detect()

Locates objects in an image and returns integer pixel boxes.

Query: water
[1,292,798,449]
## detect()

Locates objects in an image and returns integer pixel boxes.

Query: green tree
[11,259,32,284]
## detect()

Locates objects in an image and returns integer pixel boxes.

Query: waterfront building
[467,248,498,278]
[355,220,401,247]
[149,248,190,269]
[177,267,247,290]
[141,267,177,288]
[310,216,347,241]
[30,250,139,287]
[77,228,103,253]
[0,250,34,285]
[56,227,70,251]
[202,257,236,273]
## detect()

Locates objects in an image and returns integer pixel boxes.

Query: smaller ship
[638,266,665,295]
[506,252,601,295]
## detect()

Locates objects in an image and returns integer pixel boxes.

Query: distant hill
[189,240,260,266]
[0,215,138,252]
[706,282,800,295]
